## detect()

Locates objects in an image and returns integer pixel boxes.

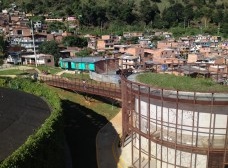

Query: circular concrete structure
[121,75,228,168]
[0,87,51,161]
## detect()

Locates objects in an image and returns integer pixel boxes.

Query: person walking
[83,80,86,90]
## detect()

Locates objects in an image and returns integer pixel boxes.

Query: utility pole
[31,20,37,67]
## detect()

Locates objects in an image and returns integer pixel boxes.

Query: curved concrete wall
[134,96,228,167]
[122,78,228,168]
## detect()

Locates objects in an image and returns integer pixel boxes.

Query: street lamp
[31,20,37,67]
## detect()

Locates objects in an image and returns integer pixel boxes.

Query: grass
[50,86,120,120]
[136,72,228,92]
[51,86,120,168]
[0,69,22,75]
[0,65,63,75]
[35,65,62,74]
[61,72,91,80]
[0,69,30,75]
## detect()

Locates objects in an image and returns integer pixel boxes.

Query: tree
[162,8,177,27]
[24,2,35,13]
[211,9,224,24]
[150,0,161,2]
[38,40,60,66]
[62,36,88,48]
[223,10,228,23]
[153,13,169,29]
[106,0,123,21]
[208,0,217,4]
[0,36,7,65]
[76,48,93,57]
[193,0,206,6]
[120,37,139,44]
[183,4,194,26]
[47,22,66,33]
[220,23,228,38]
[119,2,136,24]
[64,6,74,16]
[94,6,108,26]
[139,0,159,25]
[162,3,185,27]
[7,0,227,38]
[199,6,213,27]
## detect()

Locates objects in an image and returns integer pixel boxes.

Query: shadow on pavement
[62,99,121,168]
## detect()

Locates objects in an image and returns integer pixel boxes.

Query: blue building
[59,56,119,74]
[59,56,105,71]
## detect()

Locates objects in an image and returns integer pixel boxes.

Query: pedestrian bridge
[39,75,122,99]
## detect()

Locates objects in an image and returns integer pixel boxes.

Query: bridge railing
[39,74,122,99]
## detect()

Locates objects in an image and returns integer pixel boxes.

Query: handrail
[39,75,122,99]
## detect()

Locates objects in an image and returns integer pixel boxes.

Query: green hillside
[1,0,228,37]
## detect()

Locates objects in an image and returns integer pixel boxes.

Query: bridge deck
[39,75,122,99]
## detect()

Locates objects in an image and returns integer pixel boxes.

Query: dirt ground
[0,87,51,161]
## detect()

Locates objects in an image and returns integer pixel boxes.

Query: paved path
[96,111,122,168]
[96,111,133,168]
[97,122,118,168]
[55,70,75,76]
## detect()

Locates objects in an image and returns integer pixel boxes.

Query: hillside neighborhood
[2,2,228,168]
[0,3,228,83]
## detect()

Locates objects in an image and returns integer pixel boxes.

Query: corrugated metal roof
[119,55,139,60]
[180,65,209,75]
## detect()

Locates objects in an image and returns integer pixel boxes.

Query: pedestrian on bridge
[83,80,86,90]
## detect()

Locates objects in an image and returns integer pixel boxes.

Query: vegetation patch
[0,69,30,75]
[136,73,228,92]
[35,65,62,74]
[61,72,90,80]
[51,86,120,120]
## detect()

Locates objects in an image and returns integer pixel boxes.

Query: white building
[21,54,54,66]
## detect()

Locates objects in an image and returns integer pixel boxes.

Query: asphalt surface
[0,87,51,161]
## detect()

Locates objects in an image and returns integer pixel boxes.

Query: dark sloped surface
[0,87,50,161]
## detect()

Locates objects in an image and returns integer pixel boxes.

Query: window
[17,30,22,35]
